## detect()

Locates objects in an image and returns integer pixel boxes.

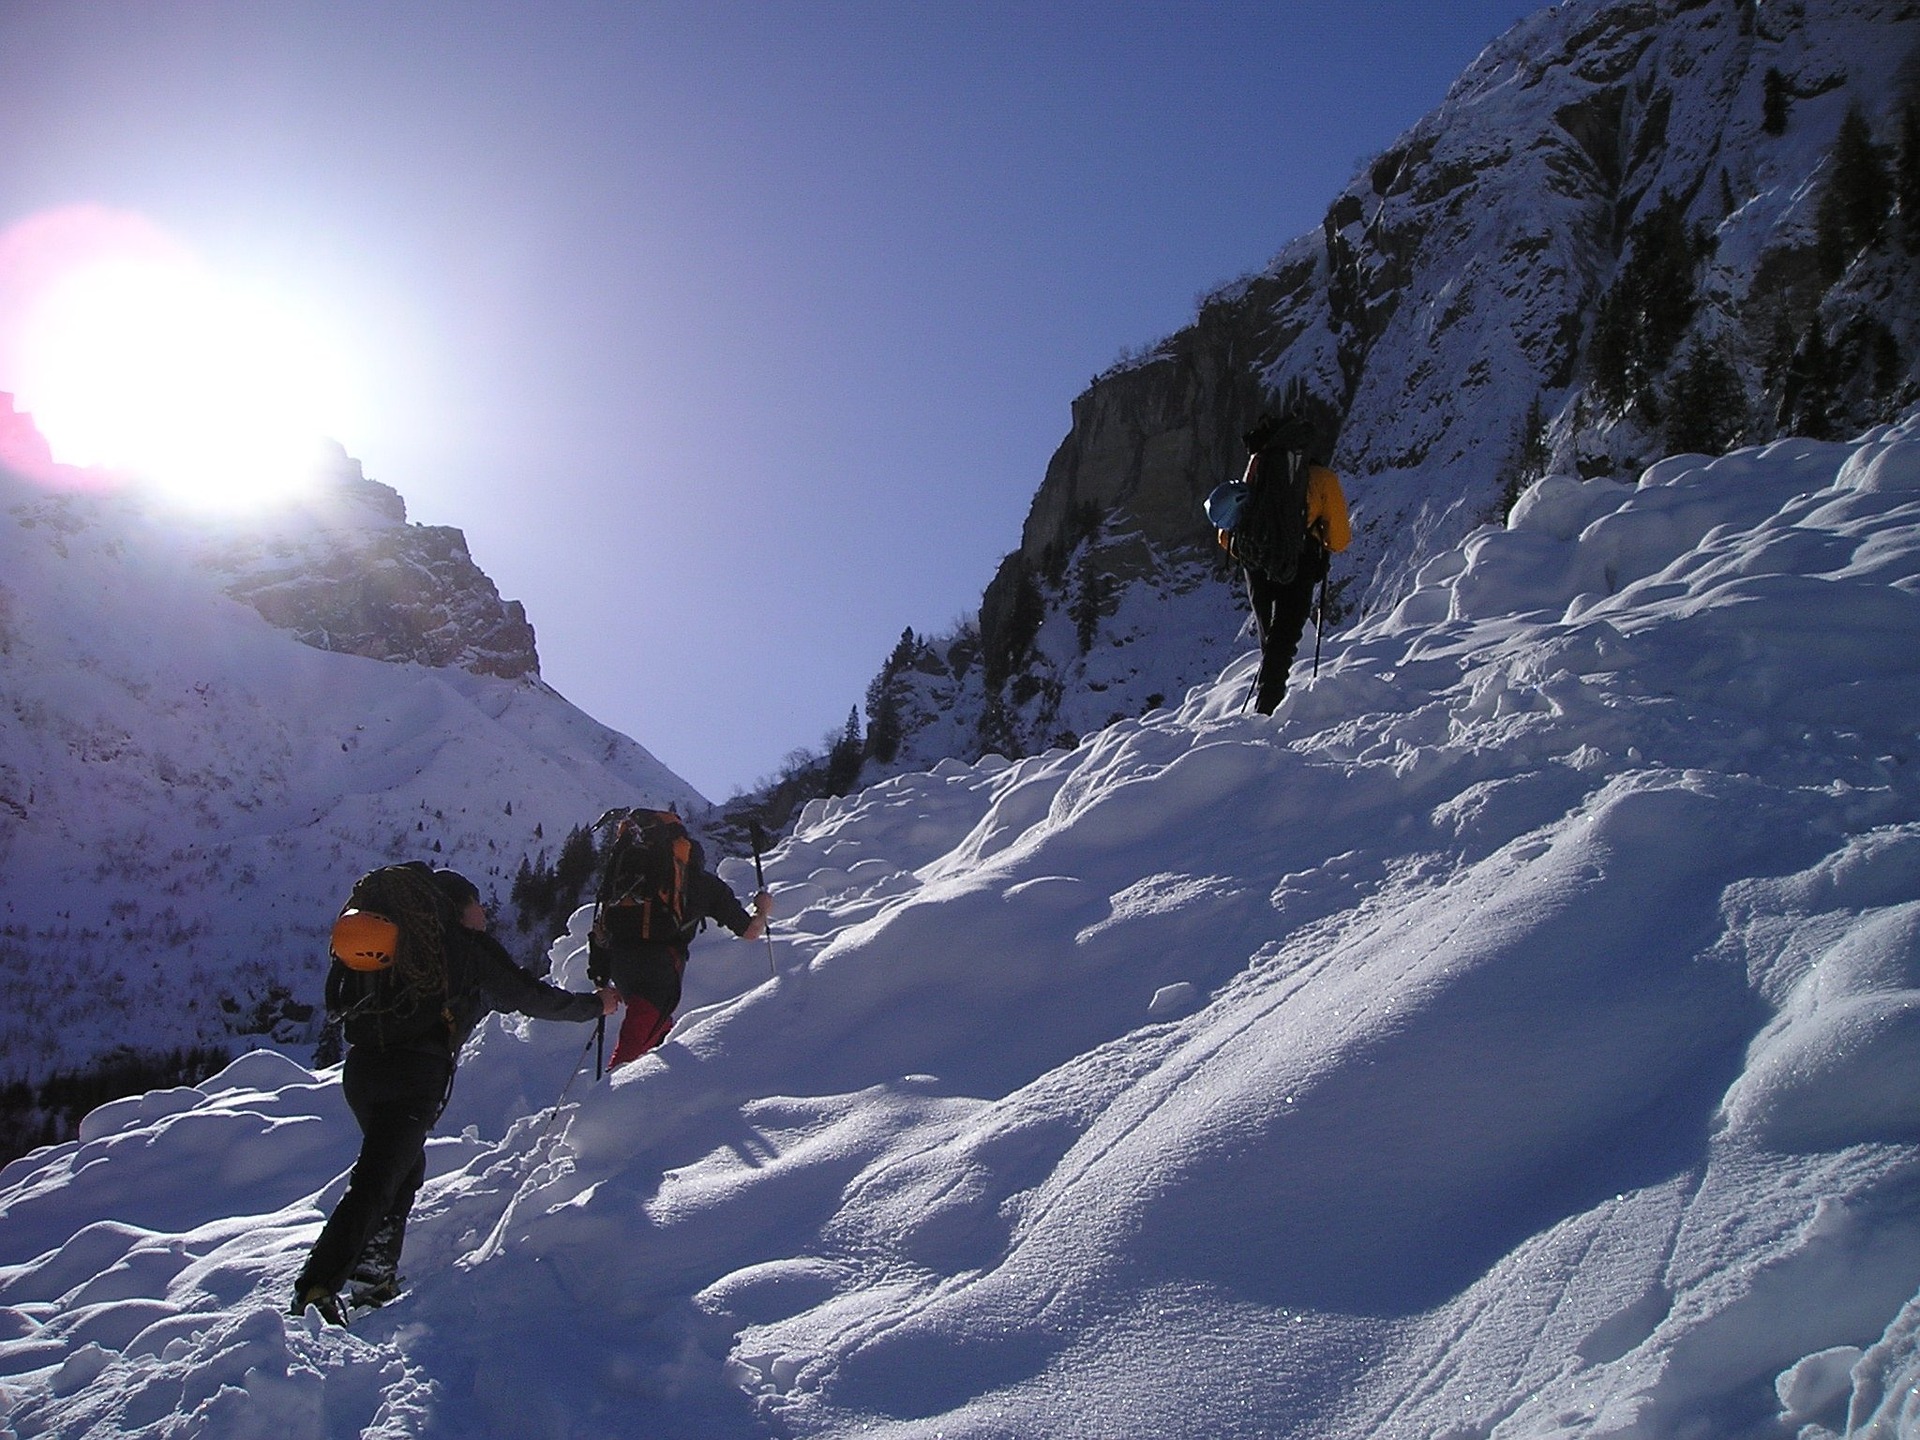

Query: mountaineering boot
[344,1212,406,1310]
[350,1215,404,1287]
[349,1275,404,1310]
[291,1284,348,1326]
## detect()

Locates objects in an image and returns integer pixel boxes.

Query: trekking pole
[469,1024,601,1258]
[559,1025,597,1104]
[594,1013,605,1082]
[1312,574,1327,682]
[527,1024,600,1151]
[749,820,777,978]
[1241,565,1260,714]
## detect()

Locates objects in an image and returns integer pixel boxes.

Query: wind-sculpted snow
[5,419,1920,1437]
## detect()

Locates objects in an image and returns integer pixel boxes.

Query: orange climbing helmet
[329,908,401,972]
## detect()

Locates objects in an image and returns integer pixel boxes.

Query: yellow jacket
[1304,463,1351,554]
[1217,457,1352,559]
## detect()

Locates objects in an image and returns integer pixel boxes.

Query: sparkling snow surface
[5,421,1920,1437]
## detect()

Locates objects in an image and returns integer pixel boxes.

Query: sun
[0,206,363,508]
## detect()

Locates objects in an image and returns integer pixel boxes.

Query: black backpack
[324,862,457,1051]
[591,810,705,964]
[1223,447,1315,585]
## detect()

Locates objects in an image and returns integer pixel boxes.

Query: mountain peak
[193,449,542,681]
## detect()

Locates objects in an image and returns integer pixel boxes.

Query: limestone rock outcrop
[201,444,541,681]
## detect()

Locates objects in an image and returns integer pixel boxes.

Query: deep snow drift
[4,418,1920,1438]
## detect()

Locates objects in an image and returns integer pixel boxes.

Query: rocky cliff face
[0,409,542,682]
[852,0,1920,783]
[199,444,541,681]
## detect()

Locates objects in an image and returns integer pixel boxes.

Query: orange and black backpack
[323,861,457,1050]
[590,810,706,963]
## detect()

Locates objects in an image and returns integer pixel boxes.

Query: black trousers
[297,1043,452,1295]
[606,940,685,1016]
[1245,556,1324,714]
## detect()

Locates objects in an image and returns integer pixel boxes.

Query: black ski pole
[527,1024,600,1150]
[1312,574,1327,681]
[1242,565,1260,713]
[594,1012,605,1082]
[559,1025,596,1104]
[749,820,777,977]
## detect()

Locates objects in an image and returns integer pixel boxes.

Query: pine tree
[864,676,902,765]
[1870,323,1903,403]
[1815,105,1892,281]
[1778,317,1837,439]
[1835,106,1893,246]
[552,824,599,904]
[1588,289,1637,409]
[985,567,1046,693]
[510,852,552,932]
[1500,394,1551,522]
[976,690,1022,763]
[863,627,915,766]
[1588,194,1712,416]
[1762,68,1790,136]
[825,707,863,794]
[1069,532,1113,653]
[1664,338,1748,455]
[888,626,917,672]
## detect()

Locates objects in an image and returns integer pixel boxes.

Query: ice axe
[749,819,777,977]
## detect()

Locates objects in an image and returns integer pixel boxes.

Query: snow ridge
[4,417,1917,1437]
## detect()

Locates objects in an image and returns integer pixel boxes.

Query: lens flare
[0,205,362,507]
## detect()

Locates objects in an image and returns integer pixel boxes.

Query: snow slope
[4,416,1920,1438]
[0,458,702,1077]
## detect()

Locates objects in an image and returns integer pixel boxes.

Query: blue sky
[0,1,1538,800]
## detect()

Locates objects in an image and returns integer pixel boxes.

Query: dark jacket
[328,925,601,1058]
[598,868,755,1014]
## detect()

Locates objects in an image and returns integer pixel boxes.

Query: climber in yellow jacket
[1207,409,1351,713]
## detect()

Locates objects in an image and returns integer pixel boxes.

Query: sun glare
[0,206,362,508]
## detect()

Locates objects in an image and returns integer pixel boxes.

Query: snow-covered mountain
[4,414,1917,1438]
[0,416,702,1091]
[854,0,1920,781]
